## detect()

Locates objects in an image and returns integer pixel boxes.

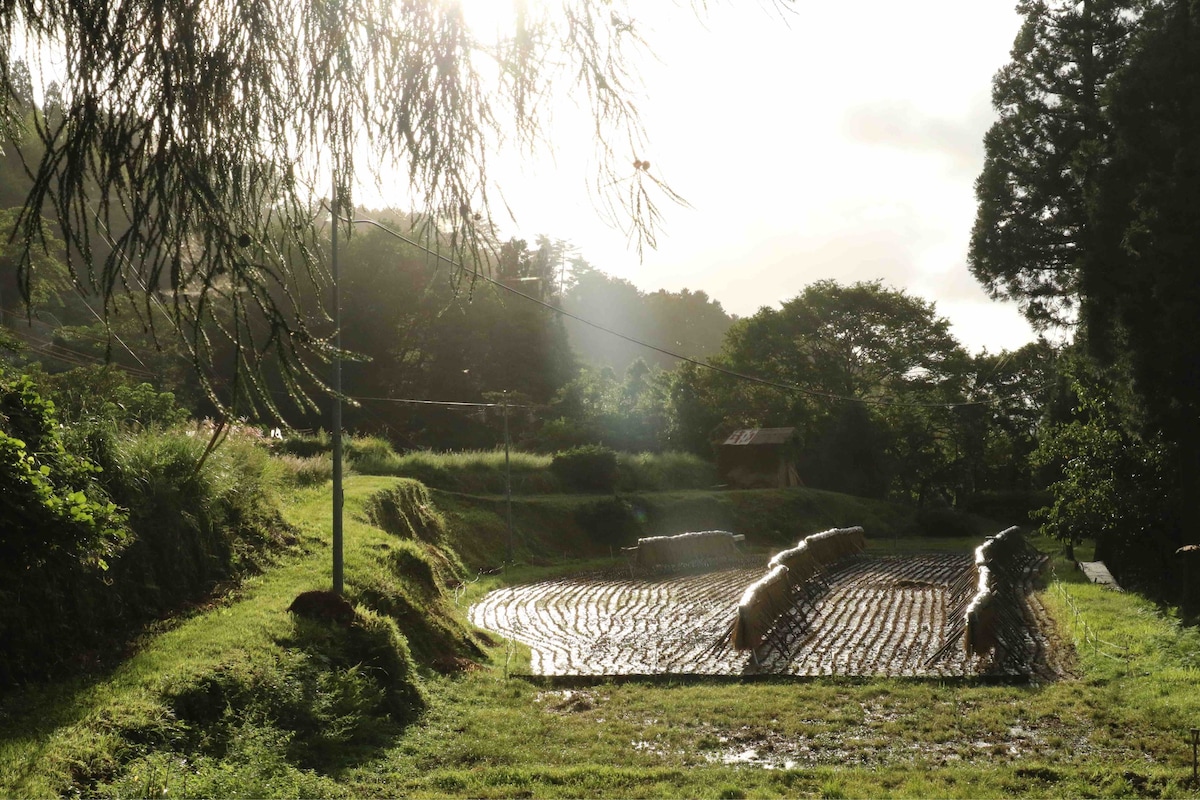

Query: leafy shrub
[0,375,126,570]
[0,422,292,686]
[916,506,980,538]
[574,497,642,547]
[551,445,618,493]
[30,364,189,429]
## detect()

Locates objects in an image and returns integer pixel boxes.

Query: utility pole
[331,178,344,595]
[504,390,513,566]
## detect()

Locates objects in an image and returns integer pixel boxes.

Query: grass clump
[346,435,402,474]
[363,480,447,543]
[166,609,424,767]
[271,430,331,458]
[276,453,334,487]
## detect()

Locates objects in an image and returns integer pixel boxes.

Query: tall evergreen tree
[969,0,1148,327]
[1082,0,1200,538]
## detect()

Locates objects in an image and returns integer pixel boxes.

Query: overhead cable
[348,215,1011,410]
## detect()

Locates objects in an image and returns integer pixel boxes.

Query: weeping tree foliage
[0,0,737,417]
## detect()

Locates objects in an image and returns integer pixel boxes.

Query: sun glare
[450,0,532,38]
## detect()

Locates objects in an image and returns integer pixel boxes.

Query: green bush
[616,451,716,492]
[30,364,189,429]
[0,423,292,687]
[0,375,126,570]
[915,506,980,538]
[574,497,642,547]
[551,445,618,493]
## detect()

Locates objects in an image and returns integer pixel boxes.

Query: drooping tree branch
[1,0,770,415]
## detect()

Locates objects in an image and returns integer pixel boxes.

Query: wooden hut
[717,427,802,488]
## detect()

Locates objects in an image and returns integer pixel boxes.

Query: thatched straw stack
[803,526,867,565]
[635,530,741,570]
[964,565,998,657]
[731,564,793,649]
[767,542,820,587]
[730,526,867,651]
[962,526,1021,659]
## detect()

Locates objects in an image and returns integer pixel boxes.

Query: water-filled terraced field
[470,553,1061,677]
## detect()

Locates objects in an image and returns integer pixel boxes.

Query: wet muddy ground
[470,553,1051,677]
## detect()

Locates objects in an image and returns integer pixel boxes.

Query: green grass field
[2,475,1198,798]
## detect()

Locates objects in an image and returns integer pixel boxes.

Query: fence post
[1191,727,1198,783]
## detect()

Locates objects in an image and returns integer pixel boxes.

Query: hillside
[1,477,1198,798]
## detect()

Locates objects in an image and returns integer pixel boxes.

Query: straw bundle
[635,530,741,570]
[731,564,793,650]
[730,526,867,652]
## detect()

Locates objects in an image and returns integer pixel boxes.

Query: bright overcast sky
[450,0,1039,356]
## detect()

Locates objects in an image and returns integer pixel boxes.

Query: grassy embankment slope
[2,475,1199,798]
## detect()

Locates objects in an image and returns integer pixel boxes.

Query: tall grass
[276,453,334,487]
[350,443,560,494]
[341,434,717,495]
[0,427,294,686]
[617,451,717,492]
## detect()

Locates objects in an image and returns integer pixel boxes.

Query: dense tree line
[971,0,1200,598]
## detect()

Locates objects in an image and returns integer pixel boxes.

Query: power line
[355,395,542,409]
[2,320,157,379]
[348,215,1012,410]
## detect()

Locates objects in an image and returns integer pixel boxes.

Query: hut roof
[721,427,797,446]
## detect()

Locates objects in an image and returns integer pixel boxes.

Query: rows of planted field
[470,551,1061,678]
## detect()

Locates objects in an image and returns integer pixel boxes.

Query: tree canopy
[968,0,1147,327]
[970,0,1200,589]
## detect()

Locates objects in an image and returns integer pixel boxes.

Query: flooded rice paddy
[470,553,1030,677]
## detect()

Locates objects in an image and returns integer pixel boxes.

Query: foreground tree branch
[0,0,752,415]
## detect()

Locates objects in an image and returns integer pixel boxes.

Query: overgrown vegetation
[0,476,488,797]
[0,372,294,686]
[288,434,717,495]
